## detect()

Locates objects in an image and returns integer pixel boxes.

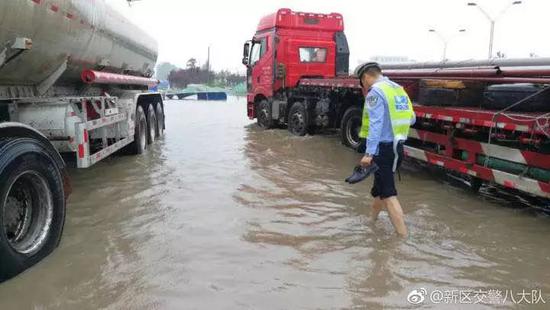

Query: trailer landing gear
[469,177,483,193]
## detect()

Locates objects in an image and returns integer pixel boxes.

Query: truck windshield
[299,47,327,63]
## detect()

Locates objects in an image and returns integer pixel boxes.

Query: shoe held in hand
[345,163,379,184]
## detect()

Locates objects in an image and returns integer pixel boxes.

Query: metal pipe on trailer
[384,67,550,79]
[385,76,550,84]
[383,68,501,78]
[499,67,550,77]
[81,70,159,87]
[379,58,550,70]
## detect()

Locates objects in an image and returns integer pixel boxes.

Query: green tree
[155,62,178,80]
[186,58,198,70]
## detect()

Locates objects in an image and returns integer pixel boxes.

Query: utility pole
[207,45,211,85]
[207,45,211,73]
[467,1,522,59]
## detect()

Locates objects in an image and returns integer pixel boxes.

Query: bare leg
[383,196,408,237]
[370,197,384,221]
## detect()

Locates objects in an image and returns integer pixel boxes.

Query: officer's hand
[360,155,373,167]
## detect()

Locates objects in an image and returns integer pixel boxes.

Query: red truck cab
[242,8,350,120]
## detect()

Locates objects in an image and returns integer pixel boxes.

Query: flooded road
[1,97,550,309]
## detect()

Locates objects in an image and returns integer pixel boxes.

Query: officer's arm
[365,91,385,155]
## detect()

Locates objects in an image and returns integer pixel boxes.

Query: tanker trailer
[0,0,164,281]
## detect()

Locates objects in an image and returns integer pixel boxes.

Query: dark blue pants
[371,142,404,199]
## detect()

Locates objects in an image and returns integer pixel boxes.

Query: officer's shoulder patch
[366,94,379,108]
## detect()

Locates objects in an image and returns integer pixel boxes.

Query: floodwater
[1,97,550,309]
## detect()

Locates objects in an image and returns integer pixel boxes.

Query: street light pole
[429,29,466,61]
[467,1,522,59]
[488,20,495,59]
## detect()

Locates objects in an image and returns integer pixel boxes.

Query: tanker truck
[0,0,164,281]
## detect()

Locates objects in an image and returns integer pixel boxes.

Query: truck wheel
[146,104,157,144]
[256,100,274,129]
[155,103,165,138]
[130,105,147,155]
[341,106,363,149]
[0,138,66,282]
[288,102,308,136]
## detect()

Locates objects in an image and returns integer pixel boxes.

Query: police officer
[355,62,415,237]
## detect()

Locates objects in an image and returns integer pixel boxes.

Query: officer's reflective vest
[359,80,414,142]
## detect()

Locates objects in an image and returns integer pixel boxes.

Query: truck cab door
[248,35,274,97]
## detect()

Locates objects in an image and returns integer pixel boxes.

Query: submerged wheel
[129,105,147,155]
[146,104,157,145]
[288,102,308,136]
[155,103,165,138]
[256,100,274,129]
[0,138,66,282]
[340,106,363,150]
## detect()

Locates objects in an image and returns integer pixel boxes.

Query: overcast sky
[111,0,548,73]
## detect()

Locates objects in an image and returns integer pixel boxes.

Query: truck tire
[256,100,274,129]
[288,102,308,136]
[155,103,165,138]
[340,106,363,150]
[0,138,66,282]
[146,104,157,144]
[129,105,147,155]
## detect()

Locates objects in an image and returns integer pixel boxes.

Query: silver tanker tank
[0,0,158,88]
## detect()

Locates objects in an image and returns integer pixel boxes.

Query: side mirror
[242,42,251,65]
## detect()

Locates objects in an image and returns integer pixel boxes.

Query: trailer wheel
[130,105,147,154]
[146,104,157,144]
[257,100,274,129]
[155,103,165,138]
[288,102,308,136]
[0,138,66,282]
[341,106,363,149]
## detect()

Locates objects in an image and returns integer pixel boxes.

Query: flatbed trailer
[300,77,550,199]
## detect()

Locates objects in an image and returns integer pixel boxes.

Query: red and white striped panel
[403,145,550,199]
[408,129,550,170]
